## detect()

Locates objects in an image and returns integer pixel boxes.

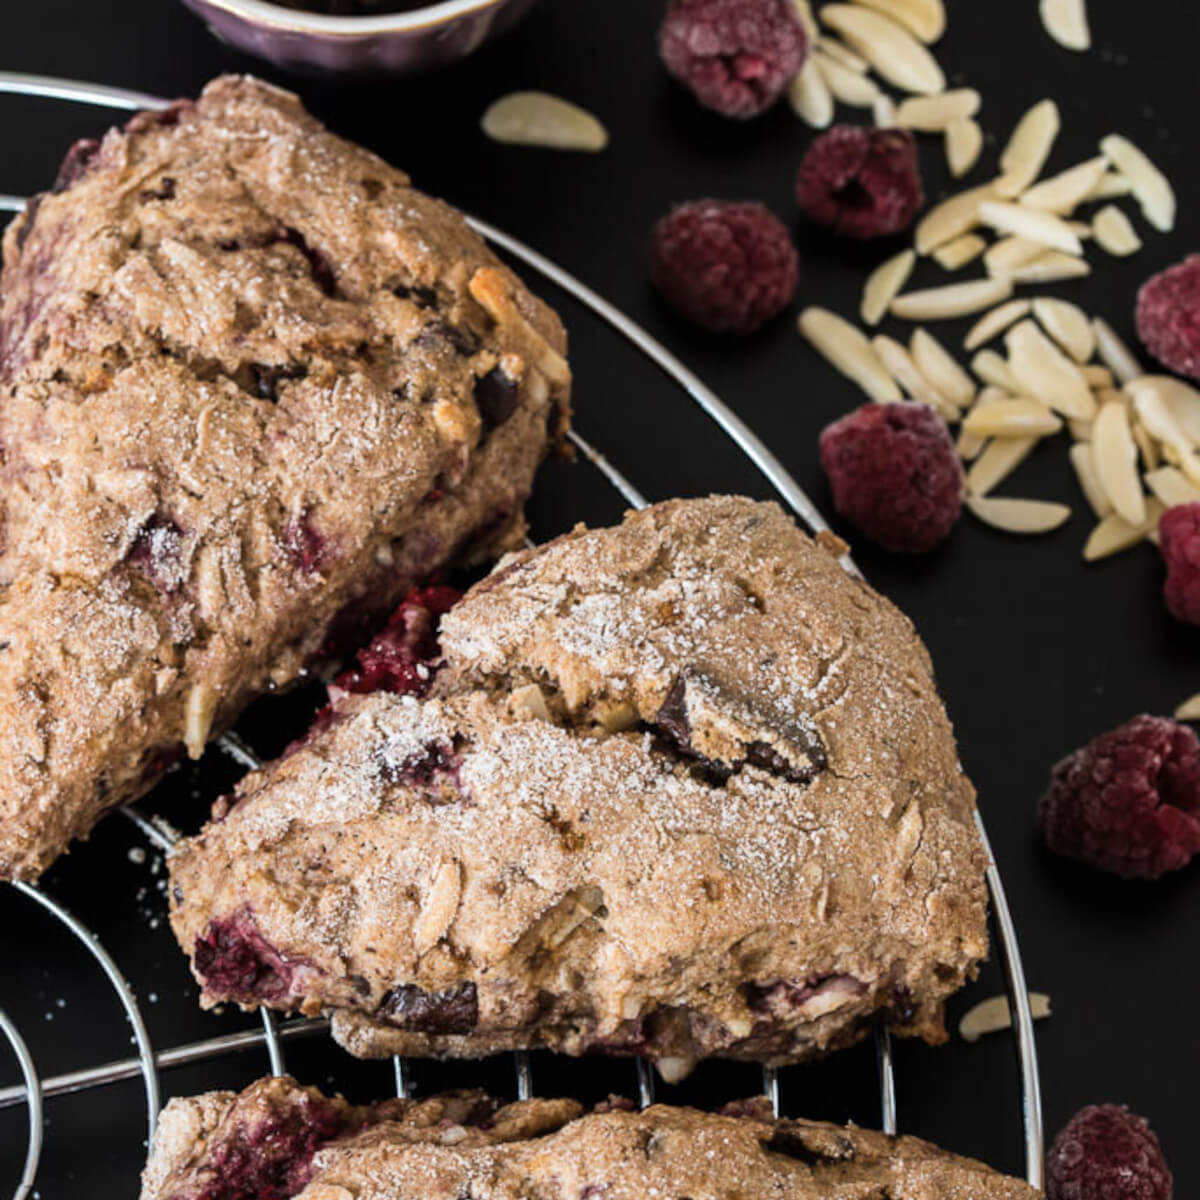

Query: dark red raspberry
[818,403,963,553]
[1038,714,1200,879]
[1047,1105,1173,1200]
[658,0,809,119]
[331,584,461,699]
[796,126,924,239]
[1137,255,1200,381]
[650,200,799,335]
[1159,502,1200,624]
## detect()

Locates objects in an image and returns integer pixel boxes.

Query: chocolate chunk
[474,367,519,433]
[765,1128,857,1166]
[415,320,481,358]
[376,981,478,1033]
[251,362,307,402]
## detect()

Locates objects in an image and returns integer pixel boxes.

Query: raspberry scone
[169,496,988,1080]
[0,75,570,881]
[140,1079,1038,1200]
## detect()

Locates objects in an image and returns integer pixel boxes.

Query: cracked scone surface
[169,497,987,1078]
[140,1078,1037,1200]
[0,74,570,881]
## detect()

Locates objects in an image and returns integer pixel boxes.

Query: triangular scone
[0,75,569,880]
[169,497,988,1080]
[140,1079,1037,1200]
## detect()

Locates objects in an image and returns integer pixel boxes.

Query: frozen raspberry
[650,200,799,335]
[658,0,809,119]
[1159,503,1200,624]
[796,126,924,239]
[1038,715,1200,879]
[1137,255,1200,381]
[331,583,461,699]
[818,403,963,553]
[1047,1105,1173,1200]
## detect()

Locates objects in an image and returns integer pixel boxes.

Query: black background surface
[2,0,1199,1194]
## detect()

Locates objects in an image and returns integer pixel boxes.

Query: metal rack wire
[0,72,1044,1199]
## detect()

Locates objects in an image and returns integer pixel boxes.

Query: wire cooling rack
[0,72,1044,1199]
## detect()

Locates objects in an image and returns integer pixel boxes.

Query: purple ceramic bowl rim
[189,0,509,38]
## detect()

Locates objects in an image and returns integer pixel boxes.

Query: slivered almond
[861,248,917,325]
[815,52,881,106]
[894,89,980,131]
[945,118,984,179]
[891,276,1013,320]
[1006,319,1096,419]
[1086,172,1133,201]
[1127,376,1200,445]
[1032,298,1096,364]
[1068,418,1094,441]
[1133,421,1160,472]
[1093,400,1146,524]
[1040,0,1090,50]
[789,61,835,128]
[967,436,1038,496]
[964,299,1032,351]
[819,6,946,93]
[911,328,975,407]
[844,0,946,42]
[915,184,994,254]
[1093,205,1142,256]
[793,0,819,39]
[967,495,1072,534]
[184,683,219,761]
[799,307,902,401]
[1100,134,1175,232]
[962,398,1062,438]
[957,388,1008,460]
[933,232,987,270]
[1082,365,1114,389]
[1020,157,1108,213]
[1083,500,1163,561]
[1129,385,1200,479]
[971,349,1020,393]
[979,201,1084,255]
[873,93,897,127]
[995,100,1060,198]
[1175,693,1200,722]
[818,35,869,71]
[1008,252,1091,284]
[481,92,608,151]
[872,335,957,418]
[959,993,1052,1043]
[1092,317,1143,383]
[1069,442,1113,517]
[984,236,1047,278]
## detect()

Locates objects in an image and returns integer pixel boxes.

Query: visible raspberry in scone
[169,497,987,1081]
[819,403,963,553]
[1038,714,1200,879]
[0,76,571,882]
[658,0,810,119]
[650,200,799,335]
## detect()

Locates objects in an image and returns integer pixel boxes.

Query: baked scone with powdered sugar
[169,496,988,1079]
[139,1077,1037,1200]
[0,75,570,881]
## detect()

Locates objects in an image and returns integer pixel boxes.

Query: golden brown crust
[169,497,987,1078]
[0,75,570,880]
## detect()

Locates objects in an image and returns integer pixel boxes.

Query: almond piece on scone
[0,75,570,881]
[169,496,988,1081]
[139,1078,1038,1200]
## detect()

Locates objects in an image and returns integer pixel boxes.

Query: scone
[169,497,988,1079]
[0,75,570,881]
[139,1078,1037,1200]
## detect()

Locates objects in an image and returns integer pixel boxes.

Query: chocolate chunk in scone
[139,1078,1037,1200]
[169,496,988,1080]
[0,75,570,881]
